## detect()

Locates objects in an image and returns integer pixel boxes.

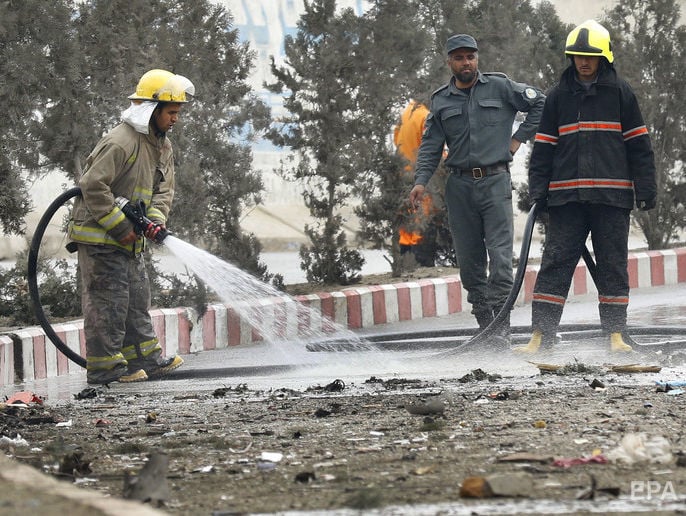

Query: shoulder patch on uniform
[483,71,508,79]
[431,83,450,97]
[525,87,538,99]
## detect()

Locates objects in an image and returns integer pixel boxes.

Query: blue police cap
[446,34,478,54]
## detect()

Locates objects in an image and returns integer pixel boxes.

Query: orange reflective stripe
[535,133,558,144]
[623,126,648,141]
[579,121,622,131]
[559,123,578,134]
[549,178,634,190]
[533,292,566,306]
[598,295,629,305]
[558,121,622,135]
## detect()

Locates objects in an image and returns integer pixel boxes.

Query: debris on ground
[123,451,170,506]
[606,433,673,465]
[405,395,447,415]
[1,374,684,513]
[458,368,502,383]
[552,454,608,468]
[529,361,660,375]
[460,473,533,498]
[5,391,44,405]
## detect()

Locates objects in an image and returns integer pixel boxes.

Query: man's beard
[455,69,476,84]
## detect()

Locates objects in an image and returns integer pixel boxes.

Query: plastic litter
[552,454,608,468]
[656,380,686,388]
[606,433,672,465]
[260,451,283,463]
[0,434,29,448]
[5,391,44,405]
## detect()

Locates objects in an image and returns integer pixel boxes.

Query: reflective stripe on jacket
[528,65,656,209]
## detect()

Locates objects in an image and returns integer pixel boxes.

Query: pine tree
[348,0,436,275]
[265,0,367,285]
[0,0,74,234]
[606,0,686,249]
[1,0,274,280]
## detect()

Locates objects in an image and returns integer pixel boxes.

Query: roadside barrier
[2,247,685,385]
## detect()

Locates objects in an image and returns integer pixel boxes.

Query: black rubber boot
[474,309,494,330]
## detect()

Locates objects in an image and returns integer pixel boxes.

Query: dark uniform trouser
[445,172,514,321]
[532,203,631,334]
[79,245,164,380]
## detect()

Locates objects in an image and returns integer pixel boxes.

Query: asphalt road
[4,284,685,403]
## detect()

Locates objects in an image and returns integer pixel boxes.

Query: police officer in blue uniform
[410,34,544,339]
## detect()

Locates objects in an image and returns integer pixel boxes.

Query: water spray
[27,189,686,368]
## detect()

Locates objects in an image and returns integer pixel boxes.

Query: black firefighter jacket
[529,64,656,210]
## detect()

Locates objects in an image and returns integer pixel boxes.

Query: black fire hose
[27,187,87,368]
[458,202,599,350]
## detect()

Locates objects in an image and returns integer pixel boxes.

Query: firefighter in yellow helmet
[515,20,656,355]
[69,69,195,384]
[564,19,614,63]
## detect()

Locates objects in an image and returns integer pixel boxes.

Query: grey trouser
[445,171,514,316]
[78,245,163,377]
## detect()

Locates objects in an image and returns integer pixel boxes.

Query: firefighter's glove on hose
[115,197,170,244]
[637,198,656,211]
[144,223,167,242]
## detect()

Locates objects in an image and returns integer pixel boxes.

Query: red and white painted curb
[2,247,685,386]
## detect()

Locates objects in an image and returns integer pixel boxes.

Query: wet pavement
[4,284,685,403]
[1,283,685,516]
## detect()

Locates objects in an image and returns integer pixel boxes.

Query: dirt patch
[2,369,686,514]
[284,265,460,296]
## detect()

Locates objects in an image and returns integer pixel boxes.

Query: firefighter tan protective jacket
[69,122,175,253]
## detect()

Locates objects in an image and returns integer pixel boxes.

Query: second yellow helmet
[565,20,614,63]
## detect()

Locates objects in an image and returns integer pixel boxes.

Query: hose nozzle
[115,197,170,244]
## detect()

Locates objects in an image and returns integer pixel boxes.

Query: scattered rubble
[1,370,685,513]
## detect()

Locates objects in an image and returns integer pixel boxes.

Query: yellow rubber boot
[513,330,543,354]
[610,332,633,352]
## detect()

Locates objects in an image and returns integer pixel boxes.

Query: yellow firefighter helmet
[128,69,195,102]
[565,19,614,63]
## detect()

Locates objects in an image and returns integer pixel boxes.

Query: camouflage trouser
[78,245,164,381]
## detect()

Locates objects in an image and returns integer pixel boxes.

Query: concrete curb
[2,247,685,386]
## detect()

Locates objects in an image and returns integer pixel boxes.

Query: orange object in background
[394,101,433,245]
[394,100,429,166]
[399,227,422,246]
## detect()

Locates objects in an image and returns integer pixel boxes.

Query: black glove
[637,197,656,211]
